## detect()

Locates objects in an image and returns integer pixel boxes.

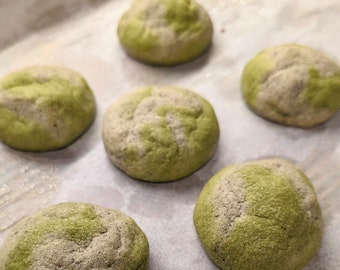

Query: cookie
[241,44,340,128]
[0,66,96,152]
[117,0,213,66]
[102,86,219,182]
[0,202,149,270]
[194,158,322,270]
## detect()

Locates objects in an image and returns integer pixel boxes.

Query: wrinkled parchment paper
[0,0,340,269]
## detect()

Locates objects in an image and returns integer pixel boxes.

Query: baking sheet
[0,0,340,269]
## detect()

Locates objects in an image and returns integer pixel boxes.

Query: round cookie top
[0,66,96,152]
[194,158,322,270]
[102,86,219,182]
[0,202,149,270]
[117,0,213,66]
[241,44,340,128]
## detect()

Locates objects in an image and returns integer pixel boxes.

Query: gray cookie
[0,202,149,270]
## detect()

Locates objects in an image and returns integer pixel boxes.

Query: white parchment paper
[0,0,339,269]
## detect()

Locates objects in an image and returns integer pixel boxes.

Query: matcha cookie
[241,44,340,128]
[102,86,219,182]
[0,202,149,270]
[0,66,96,151]
[117,0,213,66]
[194,158,322,270]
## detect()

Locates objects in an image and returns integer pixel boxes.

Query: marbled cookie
[0,202,149,270]
[102,86,219,182]
[118,0,213,66]
[0,66,96,151]
[194,158,322,270]
[242,44,340,128]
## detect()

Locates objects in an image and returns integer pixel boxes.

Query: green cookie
[117,0,213,66]
[0,66,96,151]
[194,158,322,270]
[102,86,219,182]
[0,202,149,270]
[242,44,340,128]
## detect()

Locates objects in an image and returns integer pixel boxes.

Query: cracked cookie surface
[117,0,213,66]
[0,66,96,151]
[241,44,340,128]
[102,86,219,182]
[0,202,149,270]
[194,158,322,270]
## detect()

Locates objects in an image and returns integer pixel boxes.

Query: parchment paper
[0,0,339,269]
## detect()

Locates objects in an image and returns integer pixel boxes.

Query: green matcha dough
[194,158,322,270]
[102,85,219,182]
[0,66,96,151]
[241,44,340,128]
[0,202,149,270]
[117,0,213,66]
